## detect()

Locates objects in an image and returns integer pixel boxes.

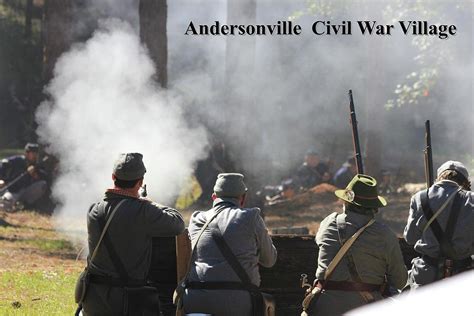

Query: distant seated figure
[267,178,297,204]
[333,157,357,189]
[0,143,48,210]
[296,150,330,189]
[378,169,396,195]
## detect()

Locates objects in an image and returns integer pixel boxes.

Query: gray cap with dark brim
[437,160,469,181]
[113,153,146,181]
[213,173,248,198]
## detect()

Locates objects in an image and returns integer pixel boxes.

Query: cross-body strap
[209,221,252,284]
[323,216,375,282]
[96,200,146,284]
[336,214,376,302]
[444,190,466,246]
[179,203,229,284]
[89,199,126,263]
[422,188,460,233]
[420,188,462,258]
[209,220,264,316]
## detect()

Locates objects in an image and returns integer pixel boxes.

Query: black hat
[113,153,147,181]
[305,149,318,156]
[24,143,39,152]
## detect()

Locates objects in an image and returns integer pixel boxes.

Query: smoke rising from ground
[36,19,207,239]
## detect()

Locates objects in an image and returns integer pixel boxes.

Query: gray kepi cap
[213,173,248,198]
[437,160,469,181]
[113,153,146,181]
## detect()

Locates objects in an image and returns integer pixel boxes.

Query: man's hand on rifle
[0,179,5,188]
[27,165,38,178]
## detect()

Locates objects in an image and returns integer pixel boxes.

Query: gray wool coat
[404,180,474,288]
[183,197,277,316]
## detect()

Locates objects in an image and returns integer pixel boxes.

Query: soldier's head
[305,150,320,167]
[112,153,146,191]
[335,174,387,215]
[436,161,470,190]
[212,173,248,207]
[24,143,39,163]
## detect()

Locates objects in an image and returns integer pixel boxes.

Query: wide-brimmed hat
[213,173,248,198]
[335,174,387,209]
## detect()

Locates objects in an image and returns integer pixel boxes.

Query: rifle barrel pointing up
[348,90,364,174]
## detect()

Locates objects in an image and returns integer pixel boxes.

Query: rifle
[423,120,434,188]
[348,90,364,174]
[0,156,50,195]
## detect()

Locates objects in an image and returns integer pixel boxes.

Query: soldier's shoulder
[319,212,338,229]
[372,220,398,242]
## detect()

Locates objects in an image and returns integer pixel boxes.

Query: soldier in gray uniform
[81,153,185,316]
[183,173,277,316]
[404,161,473,289]
[309,174,407,316]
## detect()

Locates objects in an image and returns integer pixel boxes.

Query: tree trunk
[139,0,168,88]
[24,0,33,39]
[42,0,72,84]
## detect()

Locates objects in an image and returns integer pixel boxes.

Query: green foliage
[292,0,467,109]
[0,270,78,315]
[0,0,43,146]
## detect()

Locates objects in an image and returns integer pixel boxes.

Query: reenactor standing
[404,161,473,288]
[182,173,277,316]
[304,175,407,315]
[78,153,185,316]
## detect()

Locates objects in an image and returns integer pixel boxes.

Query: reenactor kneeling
[303,174,407,316]
[404,161,473,289]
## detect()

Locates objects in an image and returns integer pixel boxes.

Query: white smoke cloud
[36,19,208,239]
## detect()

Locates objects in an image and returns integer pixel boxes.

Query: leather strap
[178,203,230,285]
[89,199,126,264]
[336,214,375,303]
[323,280,381,292]
[324,216,375,281]
[186,281,259,291]
[210,220,264,316]
[420,188,464,259]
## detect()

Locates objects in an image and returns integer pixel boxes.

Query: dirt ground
[0,211,84,273]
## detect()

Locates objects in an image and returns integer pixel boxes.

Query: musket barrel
[424,120,434,188]
[348,90,364,174]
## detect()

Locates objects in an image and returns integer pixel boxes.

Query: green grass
[0,149,23,159]
[0,270,79,315]
[26,238,75,252]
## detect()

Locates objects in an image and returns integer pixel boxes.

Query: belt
[186,281,260,292]
[89,274,146,288]
[320,280,382,292]
[422,255,472,269]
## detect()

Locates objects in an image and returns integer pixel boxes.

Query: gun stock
[348,90,364,174]
[424,120,434,188]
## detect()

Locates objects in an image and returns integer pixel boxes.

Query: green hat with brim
[335,174,387,209]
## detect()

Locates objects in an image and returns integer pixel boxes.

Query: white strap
[422,188,461,233]
[89,199,126,264]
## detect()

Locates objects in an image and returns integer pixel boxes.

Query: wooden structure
[150,233,417,316]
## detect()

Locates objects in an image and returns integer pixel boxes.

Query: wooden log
[176,229,192,283]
